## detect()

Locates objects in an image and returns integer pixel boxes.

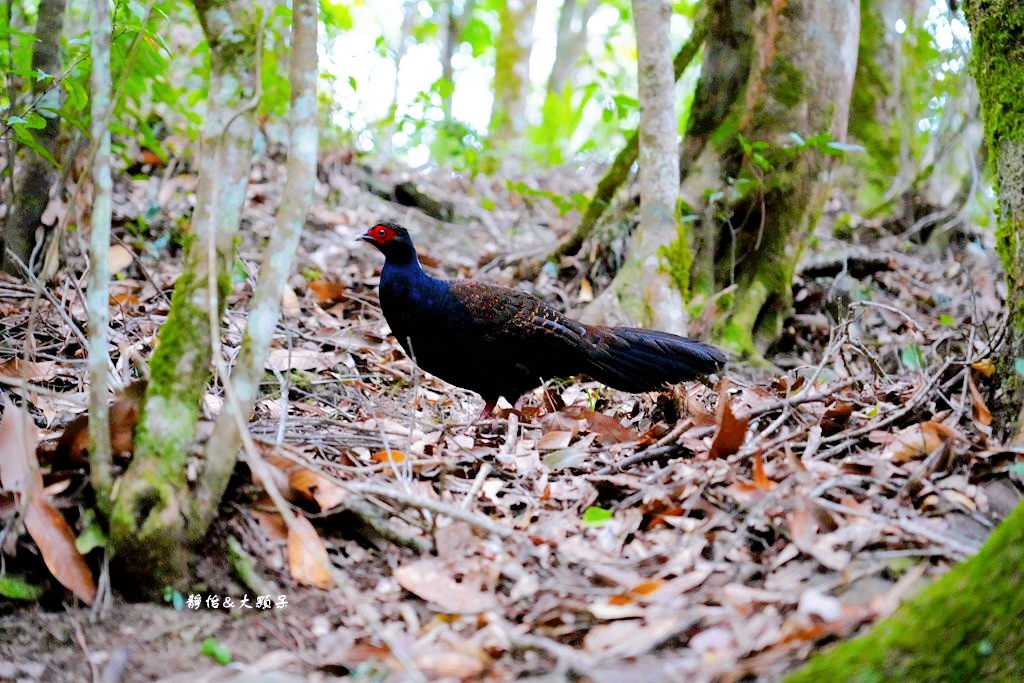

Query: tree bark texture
[197,0,318,536]
[86,0,114,508]
[684,0,859,355]
[962,1,1024,438]
[584,0,685,332]
[547,0,596,96]
[1,0,66,275]
[107,0,261,592]
[489,0,537,147]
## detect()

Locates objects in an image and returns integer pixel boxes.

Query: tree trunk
[1,0,66,275]
[964,0,1024,438]
[546,0,596,97]
[698,0,859,356]
[441,0,476,121]
[585,0,859,357]
[106,0,261,592]
[197,0,318,536]
[489,0,537,148]
[585,0,684,332]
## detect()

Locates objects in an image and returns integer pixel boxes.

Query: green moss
[657,224,694,300]
[788,501,1024,680]
[967,2,1024,172]
[770,56,804,108]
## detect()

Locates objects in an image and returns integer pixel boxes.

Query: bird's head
[359,221,416,263]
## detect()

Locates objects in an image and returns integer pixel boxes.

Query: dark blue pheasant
[360,221,726,418]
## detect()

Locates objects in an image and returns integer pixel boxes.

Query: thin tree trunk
[516,14,709,281]
[489,0,537,147]
[546,0,596,97]
[2,0,66,275]
[86,0,113,508]
[585,0,684,331]
[440,0,476,121]
[107,0,261,592]
[196,0,318,537]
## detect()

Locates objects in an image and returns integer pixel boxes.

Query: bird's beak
[357,232,375,244]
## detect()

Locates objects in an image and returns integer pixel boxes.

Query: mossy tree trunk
[105,0,261,592]
[585,0,686,332]
[584,0,859,358]
[787,502,1024,680]
[1,0,66,275]
[689,0,859,356]
[788,3,1024,677]
[489,0,537,149]
[968,1,1024,437]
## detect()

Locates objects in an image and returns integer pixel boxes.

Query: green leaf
[582,506,613,527]
[12,125,61,169]
[76,518,108,555]
[0,575,46,601]
[201,638,232,665]
[938,313,954,326]
[900,344,925,370]
[1014,359,1024,377]
[1011,463,1024,476]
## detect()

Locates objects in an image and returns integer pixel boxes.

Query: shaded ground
[1,154,1021,682]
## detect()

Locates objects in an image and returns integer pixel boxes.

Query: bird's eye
[378,229,386,237]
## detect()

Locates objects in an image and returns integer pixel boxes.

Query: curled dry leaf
[709,381,749,459]
[287,512,334,589]
[0,394,96,604]
[967,373,992,427]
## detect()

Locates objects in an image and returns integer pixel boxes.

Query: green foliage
[200,637,232,665]
[0,575,46,601]
[162,585,186,609]
[506,179,588,215]
[582,506,613,527]
[657,221,694,299]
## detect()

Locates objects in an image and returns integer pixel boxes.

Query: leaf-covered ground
[1,154,1021,682]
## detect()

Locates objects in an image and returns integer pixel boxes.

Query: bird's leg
[477,399,497,422]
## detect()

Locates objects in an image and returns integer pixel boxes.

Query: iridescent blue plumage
[360,221,726,416]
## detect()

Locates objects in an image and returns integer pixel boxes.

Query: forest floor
[0,152,1021,682]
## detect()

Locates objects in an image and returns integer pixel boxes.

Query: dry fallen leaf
[287,512,334,589]
[107,244,134,274]
[882,421,963,463]
[967,373,992,427]
[393,558,497,613]
[307,280,347,304]
[281,287,302,318]
[0,394,96,604]
[0,359,57,382]
[710,381,749,458]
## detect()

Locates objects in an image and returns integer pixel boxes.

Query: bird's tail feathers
[582,327,725,393]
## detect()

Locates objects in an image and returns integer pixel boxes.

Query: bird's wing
[447,281,588,349]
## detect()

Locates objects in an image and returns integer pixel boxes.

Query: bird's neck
[379,248,447,302]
